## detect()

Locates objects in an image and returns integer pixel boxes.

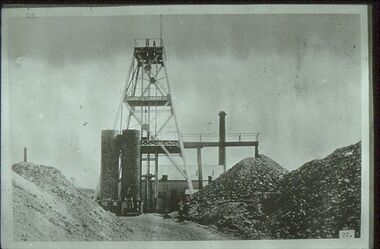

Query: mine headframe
[98,38,193,215]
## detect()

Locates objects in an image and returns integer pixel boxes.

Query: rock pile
[270,142,361,239]
[186,142,361,240]
[12,162,133,240]
[186,155,288,239]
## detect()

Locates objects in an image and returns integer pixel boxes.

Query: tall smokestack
[218,111,226,172]
[197,147,203,189]
[24,147,27,162]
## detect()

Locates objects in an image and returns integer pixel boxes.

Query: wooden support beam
[146,154,150,210]
[154,152,159,211]
[158,143,186,179]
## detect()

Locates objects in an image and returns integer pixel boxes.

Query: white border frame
[1,5,371,249]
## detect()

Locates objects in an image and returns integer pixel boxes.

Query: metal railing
[134,38,163,48]
[181,132,259,142]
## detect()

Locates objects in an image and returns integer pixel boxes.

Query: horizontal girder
[183,141,258,149]
[140,140,181,154]
[124,96,170,106]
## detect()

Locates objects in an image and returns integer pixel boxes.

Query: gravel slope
[186,155,288,239]
[186,142,361,240]
[12,162,133,240]
[270,142,361,239]
[12,162,232,241]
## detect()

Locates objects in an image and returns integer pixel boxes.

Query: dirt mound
[186,155,288,239]
[270,142,361,239]
[186,142,361,240]
[192,155,287,202]
[12,162,133,240]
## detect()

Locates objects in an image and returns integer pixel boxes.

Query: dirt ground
[118,213,234,240]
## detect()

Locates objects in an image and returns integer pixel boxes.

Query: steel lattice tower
[115,38,193,210]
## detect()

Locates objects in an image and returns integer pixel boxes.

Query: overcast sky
[6,12,361,188]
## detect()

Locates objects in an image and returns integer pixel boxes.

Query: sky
[5,11,362,188]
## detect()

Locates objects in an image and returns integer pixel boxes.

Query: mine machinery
[97,37,260,216]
